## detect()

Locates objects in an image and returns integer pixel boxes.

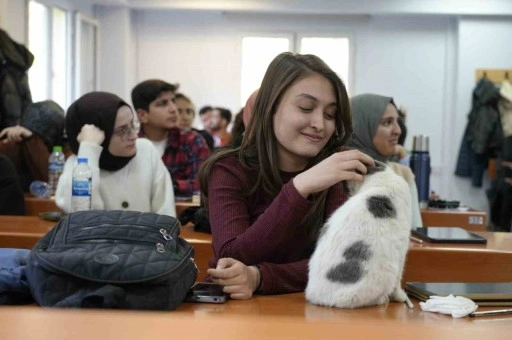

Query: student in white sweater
[55,91,175,216]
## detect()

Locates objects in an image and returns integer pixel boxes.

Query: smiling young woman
[348,93,423,228]
[198,52,374,300]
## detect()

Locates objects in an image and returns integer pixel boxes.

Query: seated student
[0,154,25,215]
[209,107,232,148]
[0,100,65,191]
[348,93,422,228]
[200,52,374,299]
[55,91,175,216]
[131,80,210,198]
[198,106,213,132]
[175,93,214,151]
[228,108,245,148]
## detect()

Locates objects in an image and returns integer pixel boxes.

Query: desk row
[0,215,510,283]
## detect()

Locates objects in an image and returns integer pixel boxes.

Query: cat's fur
[306,162,412,308]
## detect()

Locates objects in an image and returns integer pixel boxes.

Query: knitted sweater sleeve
[208,158,317,294]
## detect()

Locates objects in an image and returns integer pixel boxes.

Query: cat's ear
[366,161,386,175]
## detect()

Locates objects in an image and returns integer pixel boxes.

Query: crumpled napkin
[420,294,478,318]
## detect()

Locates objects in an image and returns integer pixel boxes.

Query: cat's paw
[389,287,407,302]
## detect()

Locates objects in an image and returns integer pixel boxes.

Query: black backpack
[26,210,197,310]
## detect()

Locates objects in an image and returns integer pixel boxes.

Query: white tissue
[420,294,478,318]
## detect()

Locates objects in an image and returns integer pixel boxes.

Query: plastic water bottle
[29,180,50,198]
[48,146,65,197]
[410,135,431,208]
[71,158,92,212]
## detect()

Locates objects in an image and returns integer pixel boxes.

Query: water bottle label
[72,180,91,196]
[49,161,64,171]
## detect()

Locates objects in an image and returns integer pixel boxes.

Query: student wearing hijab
[55,91,175,216]
[348,93,422,228]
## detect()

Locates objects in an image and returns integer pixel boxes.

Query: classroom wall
[95,6,135,101]
[3,1,511,212]
[0,0,27,43]
[128,10,451,196]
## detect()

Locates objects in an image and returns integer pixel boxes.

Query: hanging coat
[455,78,502,187]
[0,29,34,130]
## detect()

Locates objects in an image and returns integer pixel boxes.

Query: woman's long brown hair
[199,52,352,240]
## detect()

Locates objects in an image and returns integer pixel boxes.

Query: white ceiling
[91,0,512,16]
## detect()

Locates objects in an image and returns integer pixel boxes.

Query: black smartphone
[185,282,228,303]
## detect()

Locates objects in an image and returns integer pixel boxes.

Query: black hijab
[66,92,135,171]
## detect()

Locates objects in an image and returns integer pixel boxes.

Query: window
[240,36,291,106]
[28,1,70,108]
[299,37,350,91]
[74,14,99,99]
[240,34,351,106]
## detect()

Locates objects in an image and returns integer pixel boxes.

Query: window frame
[73,12,99,100]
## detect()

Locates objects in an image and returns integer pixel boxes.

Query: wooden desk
[23,195,61,216]
[25,194,199,216]
[0,216,54,249]
[0,293,511,340]
[421,208,487,232]
[3,217,512,285]
[23,196,199,218]
[403,231,512,283]
[175,199,199,216]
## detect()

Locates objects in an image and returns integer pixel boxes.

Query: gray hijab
[347,93,395,163]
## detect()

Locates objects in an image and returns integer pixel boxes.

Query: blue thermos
[410,135,430,206]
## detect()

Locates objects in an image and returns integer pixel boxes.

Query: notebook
[406,282,512,306]
[411,227,487,244]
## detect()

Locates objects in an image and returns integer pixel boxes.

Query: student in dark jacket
[0,154,25,215]
[0,29,34,130]
[0,100,65,191]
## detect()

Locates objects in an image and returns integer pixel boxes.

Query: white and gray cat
[306,161,413,308]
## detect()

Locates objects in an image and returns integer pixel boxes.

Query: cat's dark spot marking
[367,195,396,218]
[343,241,372,261]
[326,259,364,284]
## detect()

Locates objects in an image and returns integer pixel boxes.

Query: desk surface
[1,293,511,340]
[421,208,487,231]
[22,195,198,217]
[2,216,512,283]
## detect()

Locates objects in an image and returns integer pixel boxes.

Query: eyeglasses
[113,120,140,140]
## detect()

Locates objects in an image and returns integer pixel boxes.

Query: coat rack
[475,69,512,83]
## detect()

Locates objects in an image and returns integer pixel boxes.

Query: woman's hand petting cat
[293,149,375,198]
[208,257,260,299]
[77,124,105,145]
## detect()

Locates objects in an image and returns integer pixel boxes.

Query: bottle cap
[53,146,63,152]
[77,158,88,164]
[412,135,429,152]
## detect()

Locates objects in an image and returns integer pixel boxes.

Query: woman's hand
[77,124,105,145]
[293,149,375,198]
[394,145,408,159]
[207,257,260,299]
[0,126,33,144]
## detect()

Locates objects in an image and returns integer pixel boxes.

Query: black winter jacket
[0,29,33,130]
[455,78,503,187]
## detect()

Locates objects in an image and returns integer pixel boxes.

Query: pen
[404,295,414,309]
[409,235,423,244]
[470,309,512,317]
